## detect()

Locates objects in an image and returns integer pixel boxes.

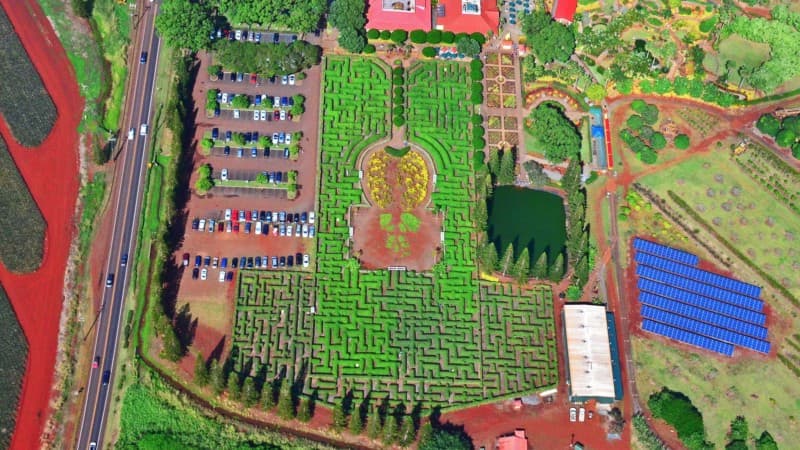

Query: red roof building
[366,0,432,31]
[551,0,577,24]
[434,0,499,34]
[497,429,528,450]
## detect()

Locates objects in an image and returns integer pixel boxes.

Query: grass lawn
[632,335,799,448]
[704,34,770,88]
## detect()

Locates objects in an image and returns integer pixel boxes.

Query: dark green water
[488,186,566,266]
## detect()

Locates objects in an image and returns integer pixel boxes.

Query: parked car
[255,221,263,234]
[212,257,219,268]
[579,407,586,422]
[223,146,231,156]
[288,74,296,85]
[280,110,287,121]
[293,213,300,223]
[198,218,206,231]
[226,271,234,282]
[287,255,294,267]
[221,168,228,181]
[271,133,279,145]
[237,72,244,82]
[251,147,258,158]
[225,209,232,221]
[250,73,257,84]
[281,75,288,85]
[192,268,199,279]
[309,225,316,238]
[287,224,293,236]
[569,407,577,422]
[237,147,244,158]
[225,130,232,142]
[200,268,208,281]
[233,109,240,119]
[182,253,190,266]
[194,255,201,267]
[232,257,239,269]
[260,110,267,120]
[300,212,307,223]
[302,224,309,238]
[219,270,226,282]
[221,257,228,269]
[203,256,211,266]
[274,109,280,120]
[253,110,260,121]
[309,212,315,224]
[272,256,278,268]
[272,32,279,43]
[279,256,286,267]
[211,127,219,139]
[303,254,310,267]
[192,218,199,230]
[255,256,262,267]
[245,222,252,234]
[278,211,286,222]
[235,29,242,40]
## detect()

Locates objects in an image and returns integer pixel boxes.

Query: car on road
[127,127,134,140]
[105,274,114,288]
[273,32,279,43]
[92,356,100,369]
[288,74,296,85]
[200,268,208,280]
[121,253,128,266]
[90,442,96,450]
[569,407,577,422]
[192,268,199,279]
[102,370,111,386]
[140,52,147,64]
[221,168,228,181]
[303,254,310,267]
[182,253,190,266]
[140,123,148,136]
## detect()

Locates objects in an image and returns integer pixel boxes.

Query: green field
[0,136,46,273]
[0,284,28,449]
[229,57,557,409]
[703,34,770,86]
[636,151,800,448]
[0,6,57,146]
[118,372,333,450]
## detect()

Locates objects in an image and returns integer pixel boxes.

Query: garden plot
[0,284,27,450]
[0,6,57,146]
[229,57,557,409]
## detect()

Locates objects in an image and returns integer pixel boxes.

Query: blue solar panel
[633,238,699,266]
[638,292,768,340]
[636,265,764,313]
[641,306,771,354]
[637,279,766,326]
[642,319,734,356]
[635,252,761,299]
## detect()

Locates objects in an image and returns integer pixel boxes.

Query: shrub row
[367,28,486,46]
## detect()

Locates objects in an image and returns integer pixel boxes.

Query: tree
[231,94,250,109]
[650,132,667,150]
[242,377,259,407]
[332,397,347,431]
[227,373,241,401]
[195,164,214,194]
[291,95,306,116]
[586,83,607,103]
[512,248,531,284]
[549,253,565,281]
[498,243,515,275]
[277,378,295,420]
[755,114,779,136]
[155,0,213,51]
[194,353,209,386]
[521,11,575,63]
[793,142,800,159]
[456,37,481,58]
[160,325,182,362]
[488,149,501,175]
[528,104,581,163]
[418,426,472,450]
[410,29,427,44]
[398,415,416,446]
[209,359,226,395]
[498,149,516,184]
[71,0,92,18]
[329,0,366,30]
[297,398,313,422]
[729,416,748,442]
[523,160,549,186]
[367,406,382,439]
[726,441,748,450]
[348,404,364,434]
[627,114,644,131]
[478,242,498,271]
[532,252,548,279]
[776,128,796,147]
[755,431,778,450]
[674,134,690,150]
[261,380,276,410]
[574,255,589,287]
[382,414,399,444]
[562,157,581,193]
[338,27,366,53]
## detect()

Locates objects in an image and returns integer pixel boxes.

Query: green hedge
[384,145,411,157]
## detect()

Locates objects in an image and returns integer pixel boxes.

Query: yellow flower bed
[398,151,429,210]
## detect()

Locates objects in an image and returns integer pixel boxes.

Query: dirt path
[0,1,81,448]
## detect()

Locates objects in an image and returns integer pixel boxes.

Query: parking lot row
[192,219,315,238]
[210,128,298,146]
[188,253,311,282]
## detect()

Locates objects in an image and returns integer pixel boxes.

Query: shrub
[648,388,707,447]
[421,46,437,58]
[393,67,404,76]
[380,30,391,40]
[394,86,405,96]
[410,29,427,43]
[473,150,486,169]
[470,32,486,45]
[427,29,442,44]
[363,44,376,54]
[674,134,690,150]
[650,132,667,150]
[393,105,405,116]
[393,116,406,127]
[793,142,800,159]
[367,29,380,39]
[627,114,644,131]
[393,75,404,85]
[776,128,796,147]
[756,114,781,137]
[390,29,408,44]
[473,137,486,150]
[471,114,483,126]
[699,17,717,33]
[442,31,456,44]
[394,94,404,105]
[472,126,485,141]
[631,99,647,113]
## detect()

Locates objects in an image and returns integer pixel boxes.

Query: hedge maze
[230,57,557,408]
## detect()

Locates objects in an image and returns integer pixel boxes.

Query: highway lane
[75,2,161,448]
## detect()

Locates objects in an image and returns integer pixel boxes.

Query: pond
[488,186,566,266]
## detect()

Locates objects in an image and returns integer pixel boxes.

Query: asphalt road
[75,3,161,449]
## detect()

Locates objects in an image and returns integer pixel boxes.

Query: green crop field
[229,57,557,409]
[0,136,45,273]
[0,284,28,449]
[0,6,57,146]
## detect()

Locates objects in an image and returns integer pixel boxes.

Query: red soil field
[0,1,81,448]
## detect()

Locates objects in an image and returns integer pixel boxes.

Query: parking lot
[176,47,322,299]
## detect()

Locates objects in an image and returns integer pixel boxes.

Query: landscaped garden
[224,57,557,411]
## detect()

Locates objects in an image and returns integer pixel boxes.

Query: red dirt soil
[0,1,81,448]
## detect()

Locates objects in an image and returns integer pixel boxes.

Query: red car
[218,221,225,232]
[182,253,190,266]
[92,356,100,369]
[250,73,257,84]
[273,110,280,120]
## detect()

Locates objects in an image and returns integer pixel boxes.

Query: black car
[232,257,238,268]
[214,106,220,117]
[262,223,269,235]
[226,271,234,282]
[287,255,294,267]
[263,148,270,158]
[140,52,147,64]
[279,256,286,267]
[192,218,199,230]
[204,256,211,266]
[269,76,276,84]
[211,127,219,139]
[273,32,280,43]
[287,213,293,223]
[276,172,283,183]
[223,146,231,156]
[259,211,267,221]
[192,268,199,279]
[120,253,128,266]
[293,213,300,223]
[255,256,261,267]
[102,370,111,386]
[244,131,252,142]
[229,71,236,81]
[296,252,303,263]
[252,131,259,142]
[194,255,201,267]
[247,257,254,268]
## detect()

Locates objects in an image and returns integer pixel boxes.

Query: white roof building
[562,304,617,403]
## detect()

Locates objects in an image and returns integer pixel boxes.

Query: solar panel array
[633,238,770,356]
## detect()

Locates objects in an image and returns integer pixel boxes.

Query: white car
[295,225,301,237]
[225,208,232,220]
[127,127,134,140]
[200,268,208,281]
[255,221,262,234]
[198,219,206,231]
[280,110,287,121]
[569,407,577,422]
[271,212,278,222]
[308,212,315,224]
[140,123,148,136]
[302,224,309,238]
[219,270,226,282]
[221,92,228,103]
[234,30,242,40]
[286,224,293,237]
[285,132,292,144]
[579,407,586,422]
[221,168,228,181]
[272,133,279,145]
[303,254,309,267]
[260,110,267,120]
[233,109,240,119]
[288,74,296,85]
[273,96,280,108]
[281,75,288,85]
[253,110,259,121]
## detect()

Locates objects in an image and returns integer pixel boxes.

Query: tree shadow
[173,302,197,350]
[206,335,226,365]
